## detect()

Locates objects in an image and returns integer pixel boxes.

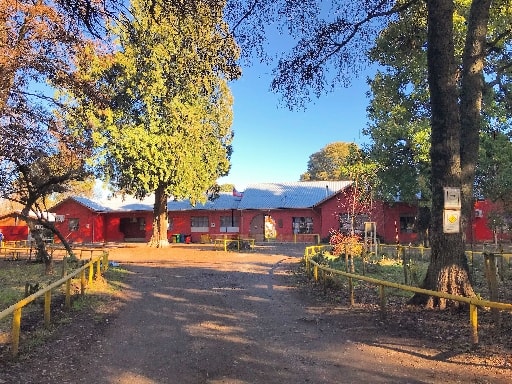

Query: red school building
[47,181,501,246]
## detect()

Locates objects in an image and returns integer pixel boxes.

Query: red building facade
[45,183,508,246]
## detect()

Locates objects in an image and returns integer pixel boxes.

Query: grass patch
[0,259,129,357]
[307,248,512,305]
[310,251,429,287]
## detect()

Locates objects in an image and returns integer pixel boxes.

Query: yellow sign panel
[443,209,460,233]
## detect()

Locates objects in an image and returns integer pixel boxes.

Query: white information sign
[443,187,461,209]
[443,209,461,233]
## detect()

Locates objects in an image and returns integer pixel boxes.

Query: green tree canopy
[364,1,512,207]
[300,142,355,181]
[72,0,241,247]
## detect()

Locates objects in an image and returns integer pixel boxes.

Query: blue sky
[217,61,373,191]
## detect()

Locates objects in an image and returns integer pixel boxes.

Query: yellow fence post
[103,252,109,272]
[88,263,94,285]
[11,307,22,357]
[470,303,478,345]
[44,290,52,328]
[96,259,101,279]
[314,265,318,281]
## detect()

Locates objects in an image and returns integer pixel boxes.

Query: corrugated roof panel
[167,192,241,211]
[69,182,350,213]
[73,196,112,212]
[97,195,154,212]
[237,181,352,209]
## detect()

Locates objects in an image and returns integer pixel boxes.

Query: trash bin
[173,234,181,243]
[179,234,184,243]
[185,235,191,244]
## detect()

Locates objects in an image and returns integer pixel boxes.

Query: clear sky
[217,60,373,191]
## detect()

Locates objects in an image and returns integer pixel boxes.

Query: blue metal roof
[237,181,352,209]
[73,196,111,212]
[167,192,241,211]
[67,181,351,212]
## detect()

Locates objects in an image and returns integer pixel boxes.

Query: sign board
[443,209,460,233]
[443,187,461,209]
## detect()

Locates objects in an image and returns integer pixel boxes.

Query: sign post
[443,187,461,234]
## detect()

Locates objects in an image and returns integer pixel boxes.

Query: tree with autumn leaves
[0,0,101,271]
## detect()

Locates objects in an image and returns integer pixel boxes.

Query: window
[400,216,416,233]
[338,213,369,235]
[168,217,174,231]
[191,216,209,232]
[220,215,239,232]
[292,217,313,234]
[68,218,79,231]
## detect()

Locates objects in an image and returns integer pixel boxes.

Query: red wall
[52,200,104,243]
[369,201,420,244]
[241,208,323,242]
[315,189,355,240]
[168,210,242,243]
[0,226,29,241]
[0,215,29,241]
[468,199,512,243]
[313,189,420,244]
[50,196,506,246]
[104,212,152,242]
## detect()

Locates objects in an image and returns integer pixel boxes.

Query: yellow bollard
[88,263,94,285]
[470,303,478,345]
[103,252,109,272]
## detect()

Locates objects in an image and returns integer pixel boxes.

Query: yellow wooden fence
[0,249,109,357]
[303,245,512,345]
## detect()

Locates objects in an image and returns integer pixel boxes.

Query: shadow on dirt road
[1,243,509,383]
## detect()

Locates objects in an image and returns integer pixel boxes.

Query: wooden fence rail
[303,245,512,345]
[0,250,109,357]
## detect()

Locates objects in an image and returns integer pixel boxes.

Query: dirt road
[1,243,510,383]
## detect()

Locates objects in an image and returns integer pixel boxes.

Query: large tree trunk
[411,0,475,307]
[149,184,169,248]
[459,0,491,241]
[23,216,53,274]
